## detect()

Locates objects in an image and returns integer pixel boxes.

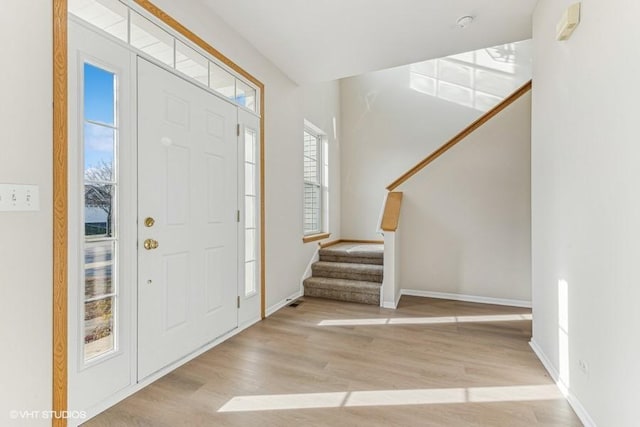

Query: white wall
[398,93,531,302]
[139,0,342,310]
[532,1,640,425]
[340,41,532,239]
[0,1,52,426]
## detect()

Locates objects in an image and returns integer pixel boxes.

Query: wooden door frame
[52,1,266,425]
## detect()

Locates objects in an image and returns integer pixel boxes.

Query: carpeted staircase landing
[303,242,383,305]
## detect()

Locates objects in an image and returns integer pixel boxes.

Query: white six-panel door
[137,58,239,380]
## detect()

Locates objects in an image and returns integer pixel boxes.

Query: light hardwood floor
[85,296,581,426]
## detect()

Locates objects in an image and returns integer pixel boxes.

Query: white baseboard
[382,290,402,309]
[529,339,559,379]
[239,315,262,330]
[566,392,596,427]
[401,289,532,308]
[75,317,262,427]
[266,290,303,317]
[529,340,597,427]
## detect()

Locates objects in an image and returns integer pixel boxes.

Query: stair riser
[303,277,380,295]
[311,268,382,283]
[319,254,383,265]
[304,286,380,305]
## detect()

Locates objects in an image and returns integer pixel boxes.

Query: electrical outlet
[0,184,40,212]
[578,359,589,375]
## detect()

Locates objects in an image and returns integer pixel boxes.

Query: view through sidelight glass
[244,128,258,296]
[83,62,118,362]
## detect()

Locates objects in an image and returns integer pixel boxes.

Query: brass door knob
[144,217,155,227]
[144,239,159,250]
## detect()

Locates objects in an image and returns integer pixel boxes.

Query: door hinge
[237,210,240,222]
[237,296,240,308]
[237,123,240,136]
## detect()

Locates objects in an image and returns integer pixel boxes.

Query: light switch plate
[0,184,40,212]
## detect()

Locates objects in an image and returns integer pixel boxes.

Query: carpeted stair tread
[319,244,383,265]
[312,261,383,283]
[319,253,383,265]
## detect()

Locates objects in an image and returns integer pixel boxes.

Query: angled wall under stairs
[303,242,383,305]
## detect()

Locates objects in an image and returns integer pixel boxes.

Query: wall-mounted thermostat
[557,3,581,41]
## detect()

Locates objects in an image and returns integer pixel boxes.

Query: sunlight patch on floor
[218,384,561,412]
[317,313,532,327]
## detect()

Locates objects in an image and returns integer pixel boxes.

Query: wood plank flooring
[84,296,581,426]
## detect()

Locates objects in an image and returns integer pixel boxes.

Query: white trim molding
[401,289,532,308]
[382,290,402,309]
[266,290,304,317]
[529,339,560,382]
[381,230,401,309]
[529,340,597,427]
[300,246,320,293]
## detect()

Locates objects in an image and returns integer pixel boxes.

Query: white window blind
[304,129,322,235]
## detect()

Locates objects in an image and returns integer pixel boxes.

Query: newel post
[379,192,403,309]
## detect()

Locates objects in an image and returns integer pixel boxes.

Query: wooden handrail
[381,192,403,231]
[386,80,532,191]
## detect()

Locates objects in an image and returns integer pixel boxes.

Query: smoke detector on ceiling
[456,15,474,29]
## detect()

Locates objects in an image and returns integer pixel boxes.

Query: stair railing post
[381,229,401,309]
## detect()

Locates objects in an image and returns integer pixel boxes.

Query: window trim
[80,60,121,366]
[243,126,259,297]
[302,232,331,244]
[303,121,327,237]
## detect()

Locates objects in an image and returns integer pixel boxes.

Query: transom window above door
[69,0,259,113]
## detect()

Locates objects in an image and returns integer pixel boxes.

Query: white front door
[137,58,239,380]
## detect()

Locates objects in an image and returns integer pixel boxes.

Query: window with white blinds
[303,127,324,235]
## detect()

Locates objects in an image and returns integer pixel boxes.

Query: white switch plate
[0,184,40,212]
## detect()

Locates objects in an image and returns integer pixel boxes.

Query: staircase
[303,242,383,305]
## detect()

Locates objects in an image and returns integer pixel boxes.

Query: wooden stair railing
[386,80,532,191]
[381,192,403,232]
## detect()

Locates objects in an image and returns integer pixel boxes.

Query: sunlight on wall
[409,41,531,112]
[218,384,563,412]
[558,279,570,395]
[317,313,532,326]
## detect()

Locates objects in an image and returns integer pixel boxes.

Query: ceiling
[203,0,538,84]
